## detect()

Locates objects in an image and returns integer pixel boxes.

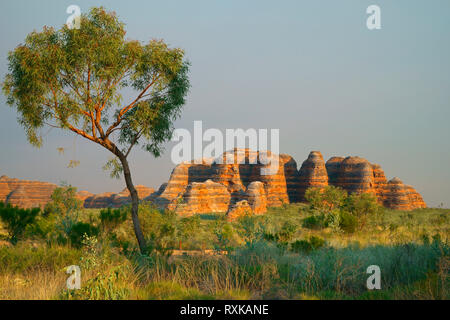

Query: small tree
[345,192,380,230]
[2,7,190,252]
[45,184,82,217]
[305,186,347,215]
[0,202,40,244]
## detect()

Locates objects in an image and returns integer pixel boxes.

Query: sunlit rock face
[172,179,231,216]
[226,200,252,221]
[382,178,426,210]
[246,181,267,215]
[0,149,426,212]
[151,149,427,213]
[0,175,57,209]
[81,185,155,208]
[297,151,329,201]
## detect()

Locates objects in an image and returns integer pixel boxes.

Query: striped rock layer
[297,151,329,201]
[153,149,426,214]
[0,175,57,209]
[0,150,426,212]
[82,185,155,209]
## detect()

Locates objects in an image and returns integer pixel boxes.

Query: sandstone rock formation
[298,151,329,201]
[0,175,57,209]
[405,185,427,209]
[325,156,375,194]
[383,177,412,210]
[371,164,388,203]
[282,154,301,203]
[246,181,267,214]
[152,149,426,213]
[383,178,426,210]
[1,149,426,212]
[324,158,425,210]
[173,180,231,216]
[82,185,154,208]
[76,190,94,202]
[152,159,214,208]
[226,200,252,221]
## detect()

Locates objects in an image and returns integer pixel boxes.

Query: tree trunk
[118,154,146,253]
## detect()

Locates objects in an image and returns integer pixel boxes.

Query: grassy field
[0,203,448,300]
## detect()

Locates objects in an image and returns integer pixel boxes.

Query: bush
[100,208,127,232]
[25,213,57,240]
[291,236,325,254]
[277,221,297,242]
[44,185,82,217]
[0,202,40,244]
[305,186,347,214]
[302,214,325,230]
[344,193,380,229]
[68,222,99,248]
[338,211,358,234]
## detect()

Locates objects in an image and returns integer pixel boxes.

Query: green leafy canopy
[2,6,190,163]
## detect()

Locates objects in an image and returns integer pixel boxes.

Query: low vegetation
[0,185,448,300]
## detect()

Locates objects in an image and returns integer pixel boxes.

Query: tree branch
[105,74,159,137]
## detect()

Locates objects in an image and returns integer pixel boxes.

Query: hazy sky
[0,0,449,207]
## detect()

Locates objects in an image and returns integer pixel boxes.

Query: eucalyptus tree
[2,7,190,252]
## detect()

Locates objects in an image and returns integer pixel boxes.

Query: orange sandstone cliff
[0,149,426,212]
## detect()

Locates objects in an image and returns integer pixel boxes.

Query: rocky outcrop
[259,152,290,207]
[152,159,214,208]
[154,149,290,210]
[405,185,427,209]
[298,151,329,201]
[82,185,154,208]
[325,157,425,210]
[1,149,427,212]
[246,181,267,214]
[382,178,426,210]
[325,157,345,185]
[82,192,116,208]
[383,178,412,210]
[226,200,252,221]
[371,164,388,203]
[326,156,375,194]
[282,155,301,203]
[173,180,231,216]
[0,175,57,209]
[145,183,168,202]
[151,149,426,213]
[76,190,94,202]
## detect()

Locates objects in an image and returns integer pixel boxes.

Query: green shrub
[0,202,40,244]
[305,186,347,214]
[291,239,313,254]
[302,215,325,229]
[235,215,264,248]
[277,221,297,242]
[214,223,235,250]
[344,193,380,229]
[68,222,99,248]
[44,185,82,217]
[100,208,127,232]
[339,211,358,234]
[291,236,325,254]
[25,213,57,240]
